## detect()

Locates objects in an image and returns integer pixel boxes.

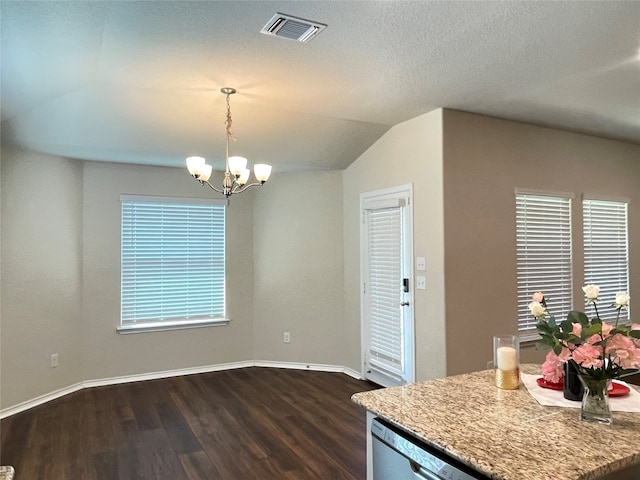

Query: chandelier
[186,87,272,197]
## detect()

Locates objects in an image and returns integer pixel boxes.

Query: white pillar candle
[496,346,518,371]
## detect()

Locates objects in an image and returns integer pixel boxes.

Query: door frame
[360,183,415,386]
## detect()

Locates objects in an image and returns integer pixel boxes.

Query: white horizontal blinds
[366,206,404,380]
[121,198,225,327]
[516,193,572,339]
[583,199,629,323]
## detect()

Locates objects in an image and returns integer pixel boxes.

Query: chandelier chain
[225,92,236,142]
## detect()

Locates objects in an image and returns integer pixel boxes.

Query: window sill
[117,318,230,334]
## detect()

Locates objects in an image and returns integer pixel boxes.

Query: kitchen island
[351,365,640,480]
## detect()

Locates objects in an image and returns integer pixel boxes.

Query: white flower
[528,301,546,318]
[614,292,630,310]
[582,285,600,303]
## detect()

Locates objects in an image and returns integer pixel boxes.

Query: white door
[361,184,414,387]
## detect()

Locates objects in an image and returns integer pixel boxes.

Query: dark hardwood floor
[1,367,379,480]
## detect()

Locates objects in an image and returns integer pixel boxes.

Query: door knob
[400,301,410,306]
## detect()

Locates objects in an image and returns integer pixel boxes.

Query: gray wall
[253,170,346,365]
[1,148,84,408]
[442,110,640,374]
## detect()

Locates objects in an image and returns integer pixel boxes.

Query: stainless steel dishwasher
[371,417,490,480]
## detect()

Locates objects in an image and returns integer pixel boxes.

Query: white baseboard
[343,366,364,380]
[0,360,363,419]
[254,360,362,380]
[82,360,255,389]
[0,382,86,420]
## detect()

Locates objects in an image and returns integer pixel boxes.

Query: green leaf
[536,322,551,334]
[564,334,581,345]
[537,335,554,347]
[609,328,627,336]
[629,330,640,339]
[560,319,574,334]
[583,324,602,337]
[567,311,588,325]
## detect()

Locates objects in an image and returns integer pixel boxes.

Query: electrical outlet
[51,353,59,368]
[283,332,291,343]
[416,276,426,290]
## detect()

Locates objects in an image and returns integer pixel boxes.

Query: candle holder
[494,335,520,389]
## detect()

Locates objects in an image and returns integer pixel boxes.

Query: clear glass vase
[578,375,612,425]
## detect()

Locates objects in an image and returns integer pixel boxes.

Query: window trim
[117,318,228,334]
[119,194,229,334]
[119,194,229,206]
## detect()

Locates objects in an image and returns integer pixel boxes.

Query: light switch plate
[416,276,426,290]
[416,257,426,271]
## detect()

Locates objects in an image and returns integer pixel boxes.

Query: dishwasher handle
[410,460,441,480]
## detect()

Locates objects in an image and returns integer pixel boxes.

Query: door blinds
[366,206,404,380]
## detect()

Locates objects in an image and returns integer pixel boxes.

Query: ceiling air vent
[260,13,327,43]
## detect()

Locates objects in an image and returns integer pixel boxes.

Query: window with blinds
[365,206,404,381]
[516,192,573,340]
[583,199,629,323]
[120,195,227,332]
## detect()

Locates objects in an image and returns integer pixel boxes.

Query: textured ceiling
[1,1,639,173]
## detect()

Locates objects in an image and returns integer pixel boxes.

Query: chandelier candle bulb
[493,335,520,390]
[254,164,272,183]
[186,156,205,176]
[198,164,213,182]
[238,168,250,185]
[228,156,247,176]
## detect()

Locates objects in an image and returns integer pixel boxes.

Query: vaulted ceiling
[2,1,639,173]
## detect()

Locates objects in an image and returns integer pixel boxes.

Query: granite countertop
[351,364,640,480]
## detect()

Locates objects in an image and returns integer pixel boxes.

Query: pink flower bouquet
[531,286,640,382]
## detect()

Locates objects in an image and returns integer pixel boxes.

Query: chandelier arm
[231,181,266,195]
[201,180,225,195]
